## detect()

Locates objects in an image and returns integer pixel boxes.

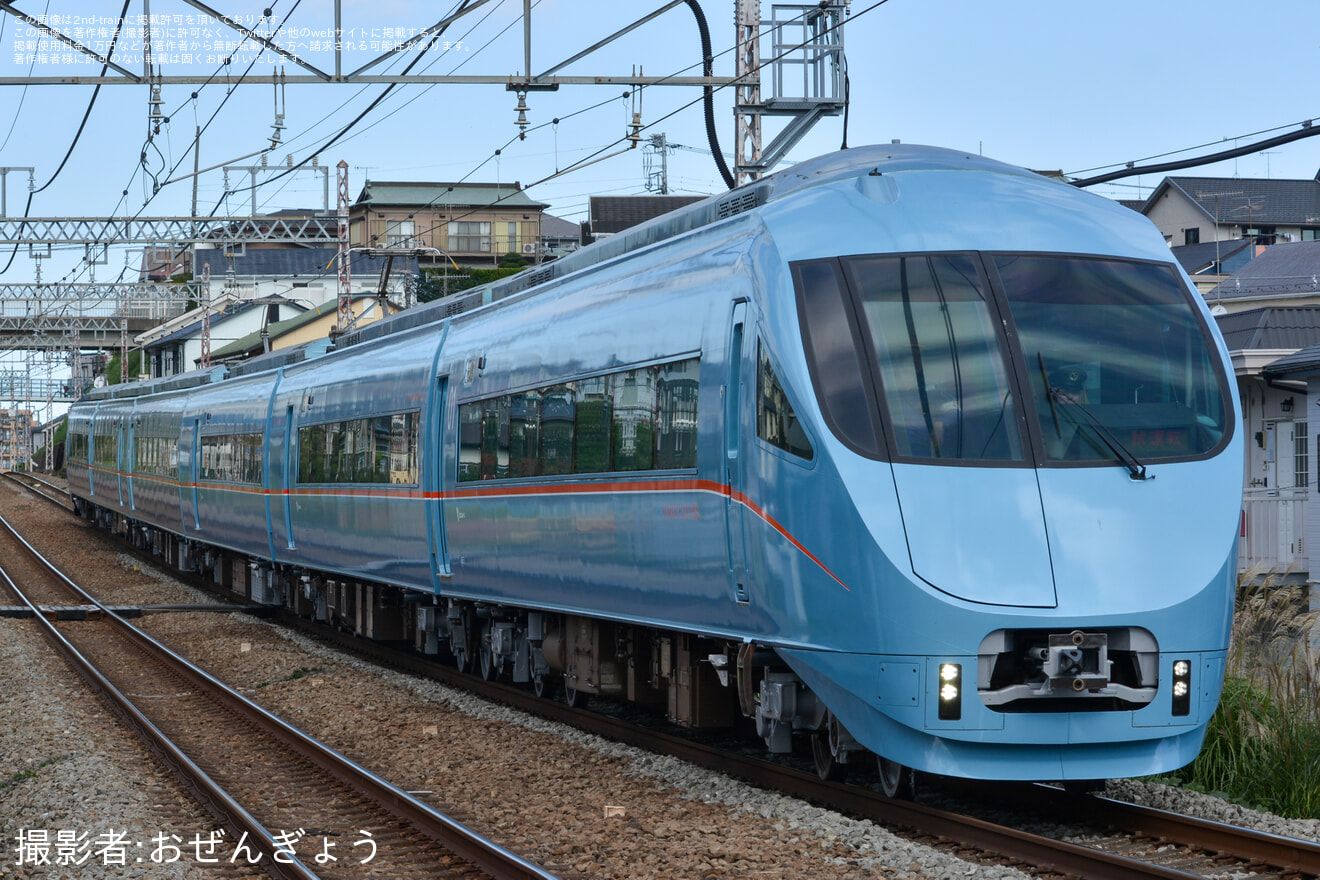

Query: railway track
[0,510,558,880]
[0,469,74,510]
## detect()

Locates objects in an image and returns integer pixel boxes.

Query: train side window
[793,260,881,457]
[612,368,656,471]
[656,358,699,469]
[539,384,576,476]
[575,375,613,473]
[457,403,483,482]
[509,391,542,478]
[757,341,813,461]
[480,399,506,480]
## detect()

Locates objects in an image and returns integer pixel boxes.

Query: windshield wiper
[1037,354,1151,481]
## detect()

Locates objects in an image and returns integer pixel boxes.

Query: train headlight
[938,663,961,720]
[1172,658,1192,717]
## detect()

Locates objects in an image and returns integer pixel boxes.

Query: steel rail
[0,511,559,880]
[971,781,1320,877]
[0,541,320,878]
[0,471,73,511]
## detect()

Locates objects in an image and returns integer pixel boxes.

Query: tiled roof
[1214,305,1320,351]
[588,195,708,235]
[354,181,548,210]
[209,297,374,360]
[148,301,265,346]
[1206,240,1320,300]
[203,247,417,279]
[1263,340,1320,376]
[1169,239,1252,274]
[1146,176,1320,226]
[540,213,580,240]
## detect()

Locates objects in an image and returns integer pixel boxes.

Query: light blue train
[67,145,1241,794]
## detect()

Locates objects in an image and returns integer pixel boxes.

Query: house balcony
[1240,489,1308,577]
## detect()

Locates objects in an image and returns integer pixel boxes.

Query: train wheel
[453,646,473,674]
[877,757,916,800]
[478,624,500,681]
[563,678,587,709]
[811,731,848,782]
[479,643,498,681]
[532,672,551,699]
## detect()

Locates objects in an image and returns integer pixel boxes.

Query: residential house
[1204,240,1320,312]
[351,181,548,268]
[581,195,707,244]
[0,408,36,471]
[1142,174,1320,248]
[540,214,581,261]
[1262,343,1320,605]
[190,245,414,307]
[207,296,400,365]
[137,297,307,379]
[1169,239,1254,296]
[1216,306,1320,578]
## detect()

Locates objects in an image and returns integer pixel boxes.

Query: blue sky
[1,0,1317,289]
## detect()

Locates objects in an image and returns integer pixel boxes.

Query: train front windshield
[798,253,1231,466]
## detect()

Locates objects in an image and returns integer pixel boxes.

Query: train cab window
[793,260,880,457]
[757,341,813,461]
[994,255,1229,462]
[845,254,1024,462]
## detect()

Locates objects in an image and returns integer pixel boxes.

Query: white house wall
[1239,375,1310,578]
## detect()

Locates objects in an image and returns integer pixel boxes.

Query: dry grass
[1161,569,1320,818]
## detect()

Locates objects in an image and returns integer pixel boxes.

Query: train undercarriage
[87,504,912,793]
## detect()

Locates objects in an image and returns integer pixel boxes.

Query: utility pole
[336,161,352,333]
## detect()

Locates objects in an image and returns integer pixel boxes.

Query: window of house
[1296,421,1309,491]
[385,219,415,247]
[1244,226,1277,246]
[1303,228,1320,241]
[1183,228,1200,245]
[451,221,491,253]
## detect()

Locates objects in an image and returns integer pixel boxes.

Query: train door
[283,405,296,550]
[724,301,750,604]
[116,419,126,508]
[189,417,201,530]
[124,416,135,511]
[429,375,451,584]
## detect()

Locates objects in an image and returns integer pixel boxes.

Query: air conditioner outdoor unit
[521,242,536,255]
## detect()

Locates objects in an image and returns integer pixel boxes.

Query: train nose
[891,463,1057,607]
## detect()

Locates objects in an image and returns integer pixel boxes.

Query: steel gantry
[0,0,850,357]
